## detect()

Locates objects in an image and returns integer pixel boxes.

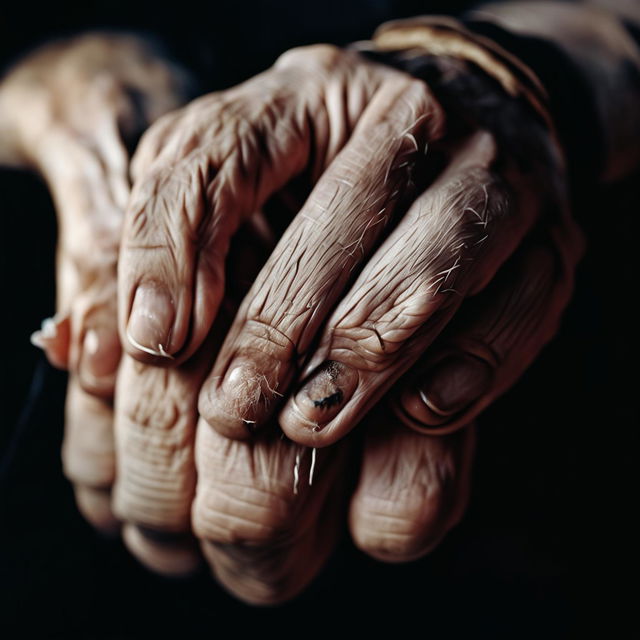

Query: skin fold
[0,35,583,604]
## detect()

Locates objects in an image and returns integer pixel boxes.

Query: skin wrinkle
[481,245,561,354]
[193,418,349,604]
[244,133,415,338]
[322,153,504,372]
[244,187,386,344]
[114,348,213,531]
[14,32,588,598]
[194,432,338,546]
[278,130,549,445]
[350,432,465,559]
[395,228,579,437]
[14,29,590,597]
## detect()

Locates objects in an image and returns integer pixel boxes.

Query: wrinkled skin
[1,38,584,604]
[114,44,584,602]
[0,33,191,530]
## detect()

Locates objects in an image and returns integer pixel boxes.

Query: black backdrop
[1,1,636,637]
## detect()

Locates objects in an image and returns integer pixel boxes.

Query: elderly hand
[107,42,583,603]
[0,32,191,529]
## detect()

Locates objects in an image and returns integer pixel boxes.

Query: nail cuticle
[285,396,324,432]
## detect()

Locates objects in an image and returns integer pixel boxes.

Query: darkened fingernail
[126,283,175,358]
[79,327,121,389]
[293,361,358,428]
[419,354,493,417]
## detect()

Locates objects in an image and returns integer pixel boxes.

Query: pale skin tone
[0,34,583,604]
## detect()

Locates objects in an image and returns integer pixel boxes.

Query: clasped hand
[2,33,583,604]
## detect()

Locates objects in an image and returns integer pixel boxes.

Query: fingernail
[419,354,493,417]
[80,327,121,385]
[30,315,70,369]
[126,283,175,358]
[293,361,358,428]
[217,359,284,427]
[30,317,59,348]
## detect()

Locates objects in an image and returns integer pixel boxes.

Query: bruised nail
[126,283,175,358]
[79,327,121,392]
[419,354,493,417]
[293,361,358,428]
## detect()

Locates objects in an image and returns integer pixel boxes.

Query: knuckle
[193,482,295,546]
[113,470,194,531]
[352,494,444,562]
[235,317,297,363]
[126,161,208,243]
[275,43,342,71]
[327,288,440,373]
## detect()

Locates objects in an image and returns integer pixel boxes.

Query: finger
[392,222,584,436]
[89,103,131,211]
[114,216,276,575]
[198,75,444,438]
[62,376,119,534]
[30,126,126,393]
[192,419,350,605]
[129,111,181,183]
[112,350,209,576]
[36,126,126,256]
[279,130,535,446]
[64,279,121,399]
[350,411,475,563]
[121,524,202,577]
[118,77,314,365]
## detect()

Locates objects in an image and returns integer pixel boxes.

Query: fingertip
[74,486,120,537]
[77,326,121,397]
[123,524,202,578]
[278,399,340,448]
[279,360,360,446]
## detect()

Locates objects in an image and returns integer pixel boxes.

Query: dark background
[1,1,636,637]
